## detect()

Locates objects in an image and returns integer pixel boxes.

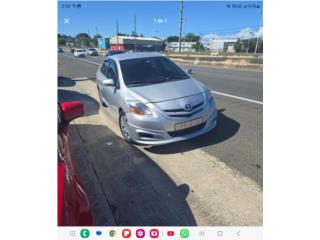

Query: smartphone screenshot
[57,1,263,239]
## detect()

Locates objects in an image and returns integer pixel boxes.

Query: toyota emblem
[184,103,192,112]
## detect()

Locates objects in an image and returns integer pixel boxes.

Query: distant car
[105,50,125,57]
[58,47,64,53]
[96,52,217,145]
[70,48,75,54]
[58,101,94,226]
[73,49,86,57]
[85,48,99,56]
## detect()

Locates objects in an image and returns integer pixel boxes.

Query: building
[166,42,196,52]
[203,39,237,53]
[97,37,110,49]
[109,36,163,51]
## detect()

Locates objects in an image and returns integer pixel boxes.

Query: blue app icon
[96,230,102,236]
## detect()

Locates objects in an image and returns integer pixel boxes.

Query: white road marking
[73,77,89,80]
[60,53,100,66]
[60,53,263,105]
[211,91,263,105]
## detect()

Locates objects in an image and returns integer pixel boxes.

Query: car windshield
[120,56,189,87]
[76,50,84,52]
[89,49,96,51]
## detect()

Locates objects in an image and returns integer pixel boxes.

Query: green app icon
[80,229,90,238]
[180,228,189,238]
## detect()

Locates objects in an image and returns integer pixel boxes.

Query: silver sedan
[96,52,217,145]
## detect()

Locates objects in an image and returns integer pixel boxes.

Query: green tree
[234,39,243,53]
[131,31,139,37]
[75,33,91,47]
[192,42,205,51]
[183,33,200,43]
[117,32,129,36]
[92,34,102,47]
[166,36,179,42]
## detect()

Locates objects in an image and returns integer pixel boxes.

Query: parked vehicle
[96,52,217,145]
[70,48,75,54]
[85,48,99,56]
[105,50,125,57]
[58,101,94,226]
[58,47,64,53]
[73,49,86,57]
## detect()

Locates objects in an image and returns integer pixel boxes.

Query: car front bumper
[126,104,218,145]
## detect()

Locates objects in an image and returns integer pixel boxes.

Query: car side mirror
[60,101,84,122]
[186,68,193,75]
[103,78,115,86]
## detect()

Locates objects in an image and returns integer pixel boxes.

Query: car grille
[163,101,204,118]
[167,122,206,137]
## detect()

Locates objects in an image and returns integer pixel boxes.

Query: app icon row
[78,228,190,238]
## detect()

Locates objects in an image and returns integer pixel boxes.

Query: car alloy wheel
[119,112,133,143]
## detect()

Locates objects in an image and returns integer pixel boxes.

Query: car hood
[126,78,206,103]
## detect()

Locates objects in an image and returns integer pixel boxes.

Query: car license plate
[175,117,203,131]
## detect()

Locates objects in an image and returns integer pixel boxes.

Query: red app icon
[136,229,145,238]
[122,229,131,238]
[167,230,175,236]
[150,229,159,238]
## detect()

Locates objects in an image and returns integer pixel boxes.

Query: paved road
[58,53,263,226]
[60,52,263,102]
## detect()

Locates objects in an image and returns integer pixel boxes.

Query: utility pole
[134,15,137,52]
[96,27,98,35]
[116,20,119,50]
[178,0,184,54]
[254,8,263,54]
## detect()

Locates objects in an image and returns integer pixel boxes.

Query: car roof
[104,52,162,62]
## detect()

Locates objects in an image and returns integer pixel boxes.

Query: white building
[166,42,196,52]
[203,39,237,53]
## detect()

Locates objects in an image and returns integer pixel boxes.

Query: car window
[108,60,118,81]
[100,61,109,77]
[119,56,189,87]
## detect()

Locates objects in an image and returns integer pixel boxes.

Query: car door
[103,59,121,114]
[96,60,110,104]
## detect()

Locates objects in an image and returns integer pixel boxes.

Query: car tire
[97,87,107,107]
[119,111,134,143]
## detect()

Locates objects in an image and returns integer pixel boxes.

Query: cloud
[201,27,263,43]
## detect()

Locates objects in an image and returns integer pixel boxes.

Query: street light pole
[178,0,184,54]
[116,20,119,50]
[254,8,263,54]
[134,15,137,52]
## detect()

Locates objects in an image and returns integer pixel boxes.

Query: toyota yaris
[96,52,217,145]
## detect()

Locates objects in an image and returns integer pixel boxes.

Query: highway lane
[58,53,263,225]
[61,52,263,102]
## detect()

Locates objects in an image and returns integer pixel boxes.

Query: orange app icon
[122,228,132,238]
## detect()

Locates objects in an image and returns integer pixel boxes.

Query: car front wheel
[119,111,133,143]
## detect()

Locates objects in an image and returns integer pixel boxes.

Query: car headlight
[127,101,153,116]
[205,89,214,104]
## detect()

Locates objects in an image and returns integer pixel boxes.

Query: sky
[58,1,263,41]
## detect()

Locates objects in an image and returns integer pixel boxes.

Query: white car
[73,49,86,57]
[85,48,99,56]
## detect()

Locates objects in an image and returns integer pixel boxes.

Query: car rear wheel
[119,112,133,143]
